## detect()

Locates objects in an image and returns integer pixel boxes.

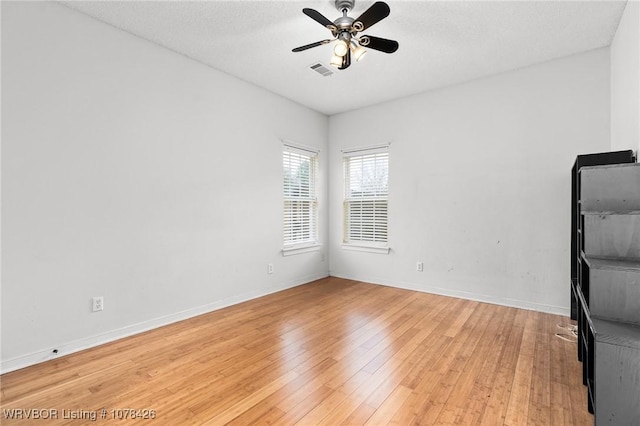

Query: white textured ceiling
[60,0,627,115]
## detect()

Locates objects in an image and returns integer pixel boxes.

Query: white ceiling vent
[309,62,333,77]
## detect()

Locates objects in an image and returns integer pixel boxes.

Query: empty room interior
[2,0,639,424]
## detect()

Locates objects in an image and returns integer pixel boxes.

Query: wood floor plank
[0,277,591,425]
[434,304,495,424]
[415,302,489,424]
[364,385,413,425]
[450,304,516,426]
[504,310,537,425]
[200,371,299,425]
[225,357,336,426]
[294,370,371,425]
[325,318,453,425]
[528,314,553,426]
[477,307,523,425]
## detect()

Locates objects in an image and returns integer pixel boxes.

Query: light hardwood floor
[1,277,591,425]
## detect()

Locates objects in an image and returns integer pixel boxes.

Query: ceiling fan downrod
[335,0,355,14]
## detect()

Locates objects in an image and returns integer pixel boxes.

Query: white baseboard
[0,273,328,374]
[1,271,567,374]
[329,272,570,317]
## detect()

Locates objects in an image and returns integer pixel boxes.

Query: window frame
[282,142,320,256]
[342,144,390,254]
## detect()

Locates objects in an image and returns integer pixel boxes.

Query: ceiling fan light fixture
[351,41,367,61]
[330,54,343,67]
[334,39,349,57]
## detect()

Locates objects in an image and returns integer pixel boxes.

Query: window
[343,145,389,251]
[283,144,318,253]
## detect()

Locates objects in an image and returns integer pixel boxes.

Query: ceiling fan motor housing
[334,16,355,31]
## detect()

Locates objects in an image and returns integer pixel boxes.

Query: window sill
[342,244,390,254]
[282,244,321,257]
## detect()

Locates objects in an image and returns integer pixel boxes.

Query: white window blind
[343,146,389,246]
[283,144,318,247]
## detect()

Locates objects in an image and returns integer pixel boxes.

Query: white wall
[611,0,640,154]
[1,2,328,372]
[329,49,611,315]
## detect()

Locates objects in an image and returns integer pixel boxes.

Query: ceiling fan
[292,0,399,70]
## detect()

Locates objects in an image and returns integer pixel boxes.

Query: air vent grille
[309,62,333,77]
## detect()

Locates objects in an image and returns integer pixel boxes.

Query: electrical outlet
[92,296,104,312]
[416,262,424,272]
[267,263,274,274]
